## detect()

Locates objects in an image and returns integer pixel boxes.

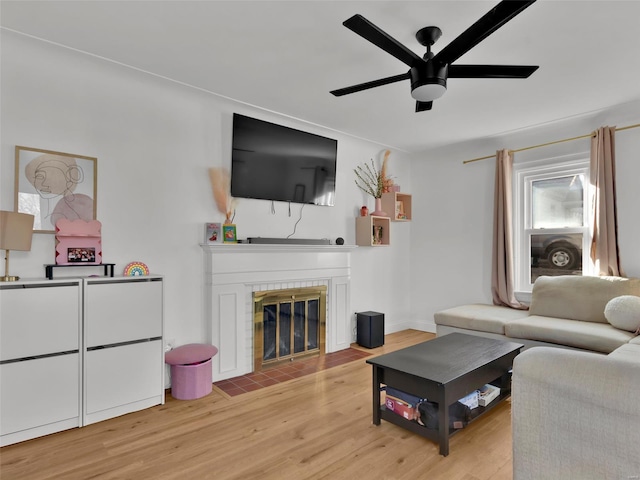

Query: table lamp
[0,210,35,282]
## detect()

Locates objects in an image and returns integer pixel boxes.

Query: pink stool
[165,343,218,400]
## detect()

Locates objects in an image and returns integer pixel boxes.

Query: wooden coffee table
[366,332,523,456]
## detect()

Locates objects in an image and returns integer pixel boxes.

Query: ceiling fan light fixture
[411,81,446,102]
[410,64,447,101]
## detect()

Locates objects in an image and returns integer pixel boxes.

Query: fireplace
[253,286,326,371]
[201,243,354,381]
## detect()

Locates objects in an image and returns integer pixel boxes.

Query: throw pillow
[604,295,640,334]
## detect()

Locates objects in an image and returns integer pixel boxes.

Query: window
[514,156,592,293]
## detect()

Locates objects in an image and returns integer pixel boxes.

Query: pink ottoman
[165,343,218,400]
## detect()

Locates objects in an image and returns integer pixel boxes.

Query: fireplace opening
[253,286,326,372]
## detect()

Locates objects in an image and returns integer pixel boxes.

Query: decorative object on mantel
[55,219,102,265]
[223,224,237,243]
[0,210,34,282]
[354,150,394,216]
[208,167,236,225]
[205,222,222,244]
[123,261,150,276]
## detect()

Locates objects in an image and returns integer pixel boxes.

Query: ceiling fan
[330,0,539,112]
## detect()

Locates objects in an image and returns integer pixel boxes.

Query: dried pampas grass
[208,167,235,224]
[380,150,394,193]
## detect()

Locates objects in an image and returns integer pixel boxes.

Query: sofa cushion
[629,336,640,346]
[529,275,640,324]
[604,295,640,332]
[434,304,529,335]
[608,343,640,362]
[505,315,634,353]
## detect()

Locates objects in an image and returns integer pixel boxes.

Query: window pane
[532,175,583,228]
[530,233,582,283]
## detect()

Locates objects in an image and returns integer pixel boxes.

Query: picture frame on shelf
[205,222,222,244]
[67,247,96,263]
[15,146,97,233]
[395,200,406,220]
[223,224,237,243]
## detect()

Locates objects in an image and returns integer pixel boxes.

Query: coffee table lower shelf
[379,388,511,444]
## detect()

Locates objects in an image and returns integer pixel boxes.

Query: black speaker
[356,311,384,348]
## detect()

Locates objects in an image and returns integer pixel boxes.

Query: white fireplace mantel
[201,243,356,381]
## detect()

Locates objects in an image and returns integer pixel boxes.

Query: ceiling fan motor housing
[410,62,448,101]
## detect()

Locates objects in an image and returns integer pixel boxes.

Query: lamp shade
[0,211,35,251]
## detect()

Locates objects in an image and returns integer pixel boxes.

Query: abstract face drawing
[24,154,84,199]
[23,153,93,226]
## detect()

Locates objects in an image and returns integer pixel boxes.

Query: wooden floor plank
[0,330,514,480]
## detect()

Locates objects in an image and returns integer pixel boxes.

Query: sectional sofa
[435,275,640,478]
[434,275,640,354]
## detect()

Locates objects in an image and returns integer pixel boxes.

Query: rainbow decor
[123,262,149,276]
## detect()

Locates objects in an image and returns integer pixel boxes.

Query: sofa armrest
[512,347,640,480]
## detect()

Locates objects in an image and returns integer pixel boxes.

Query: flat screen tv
[230,113,337,206]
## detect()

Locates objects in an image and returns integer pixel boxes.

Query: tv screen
[230,113,337,206]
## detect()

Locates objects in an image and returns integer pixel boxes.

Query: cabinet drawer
[0,283,81,361]
[85,340,163,415]
[0,354,80,436]
[85,279,162,347]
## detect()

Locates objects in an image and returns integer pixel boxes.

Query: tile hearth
[213,347,371,397]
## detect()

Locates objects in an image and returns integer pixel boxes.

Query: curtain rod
[463,122,640,165]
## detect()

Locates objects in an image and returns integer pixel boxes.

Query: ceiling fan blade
[433,0,537,66]
[415,101,433,112]
[343,14,423,67]
[449,64,539,78]
[331,72,410,97]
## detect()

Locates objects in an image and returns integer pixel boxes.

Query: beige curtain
[492,149,527,309]
[590,126,625,276]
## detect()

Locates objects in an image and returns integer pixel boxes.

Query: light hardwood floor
[0,330,513,480]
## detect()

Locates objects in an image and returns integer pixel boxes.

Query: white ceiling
[2,1,640,153]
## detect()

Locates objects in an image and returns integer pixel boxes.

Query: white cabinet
[85,340,163,424]
[84,279,163,347]
[83,277,164,425]
[0,280,82,446]
[0,276,164,446]
[1,355,80,438]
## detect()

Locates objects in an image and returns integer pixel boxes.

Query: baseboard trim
[386,320,436,334]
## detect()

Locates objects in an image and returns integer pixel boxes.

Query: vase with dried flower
[208,167,236,225]
[354,150,393,216]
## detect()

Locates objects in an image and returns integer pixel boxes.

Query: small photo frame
[395,200,406,220]
[205,222,222,244]
[67,247,96,263]
[223,224,237,243]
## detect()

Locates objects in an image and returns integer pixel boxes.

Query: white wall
[410,100,640,330]
[0,31,417,349]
